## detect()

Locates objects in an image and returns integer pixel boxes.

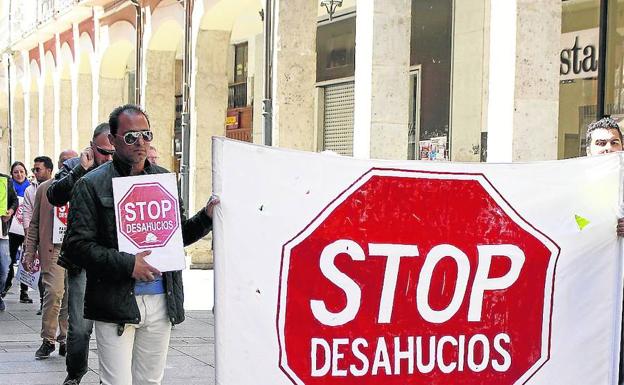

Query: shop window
[558,0,600,158]
[410,0,452,159]
[605,0,624,119]
[316,16,356,82]
[228,42,248,108]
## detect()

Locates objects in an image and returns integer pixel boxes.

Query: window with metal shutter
[323,81,354,156]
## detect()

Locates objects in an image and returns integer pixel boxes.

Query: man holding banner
[64,104,217,385]
[585,117,623,156]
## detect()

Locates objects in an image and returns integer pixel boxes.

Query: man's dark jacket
[63,155,212,325]
[47,157,95,271]
[47,157,88,207]
[1,173,19,236]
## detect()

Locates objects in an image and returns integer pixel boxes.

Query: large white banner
[213,138,624,385]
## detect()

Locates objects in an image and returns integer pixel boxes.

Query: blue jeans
[65,268,94,380]
[0,239,10,295]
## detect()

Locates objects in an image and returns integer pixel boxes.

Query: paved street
[0,263,216,385]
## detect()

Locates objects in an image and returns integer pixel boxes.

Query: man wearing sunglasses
[46,123,114,385]
[63,104,217,385]
[21,156,55,309]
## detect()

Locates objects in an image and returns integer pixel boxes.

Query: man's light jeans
[0,239,9,295]
[95,294,172,385]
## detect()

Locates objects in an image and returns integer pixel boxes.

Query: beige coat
[23,179,60,272]
[22,182,37,231]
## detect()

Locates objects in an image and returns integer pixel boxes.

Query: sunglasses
[95,146,115,156]
[117,130,154,145]
[31,167,43,173]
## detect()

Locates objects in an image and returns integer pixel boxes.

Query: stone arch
[199,0,262,30]
[99,21,136,121]
[59,42,74,154]
[145,2,185,172]
[29,60,41,159]
[190,0,263,212]
[77,32,94,149]
[42,50,56,160]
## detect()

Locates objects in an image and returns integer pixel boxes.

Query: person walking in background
[147,145,159,166]
[48,124,114,385]
[22,164,68,359]
[22,157,55,313]
[0,164,20,312]
[57,150,79,172]
[2,162,31,301]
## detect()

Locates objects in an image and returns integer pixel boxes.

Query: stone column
[12,94,25,164]
[450,0,489,161]
[352,0,411,160]
[486,0,560,161]
[43,84,55,158]
[144,49,176,171]
[59,78,72,152]
[271,0,317,150]
[77,73,93,149]
[511,0,560,161]
[98,77,126,122]
[187,29,230,268]
[252,33,264,144]
[29,91,39,159]
[0,95,9,171]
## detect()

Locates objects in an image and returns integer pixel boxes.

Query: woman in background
[1,161,33,303]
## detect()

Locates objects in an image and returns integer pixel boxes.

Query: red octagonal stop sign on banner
[118,182,180,249]
[277,169,559,385]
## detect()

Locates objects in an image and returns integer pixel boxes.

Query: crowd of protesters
[0,104,218,385]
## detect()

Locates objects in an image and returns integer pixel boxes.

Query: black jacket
[63,155,212,325]
[1,174,19,237]
[47,157,98,271]
[47,157,92,207]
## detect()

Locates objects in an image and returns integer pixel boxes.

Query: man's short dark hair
[586,117,623,152]
[34,156,53,171]
[93,122,110,140]
[109,104,150,136]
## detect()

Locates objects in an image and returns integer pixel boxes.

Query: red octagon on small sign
[117,182,180,249]
[56,204,69,226]
[277,169,559,385]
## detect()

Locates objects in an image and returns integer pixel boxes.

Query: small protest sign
[9,197,25,236]
[52,203,69,244]
[16,248,41,290]
[113,173,184,272]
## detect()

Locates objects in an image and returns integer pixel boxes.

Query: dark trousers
[65,268,94,380]
[5,233,28,296]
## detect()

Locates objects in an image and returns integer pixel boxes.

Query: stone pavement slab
[0,265,216,384]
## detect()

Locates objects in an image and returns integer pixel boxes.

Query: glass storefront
[605,0,624,120]
[410,0,452,160]
[559,0,600,158]
[559,0,624,158]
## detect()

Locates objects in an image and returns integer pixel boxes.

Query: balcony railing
[3,0,80,49]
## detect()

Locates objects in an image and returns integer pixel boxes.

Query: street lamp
[320,0,342,21]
